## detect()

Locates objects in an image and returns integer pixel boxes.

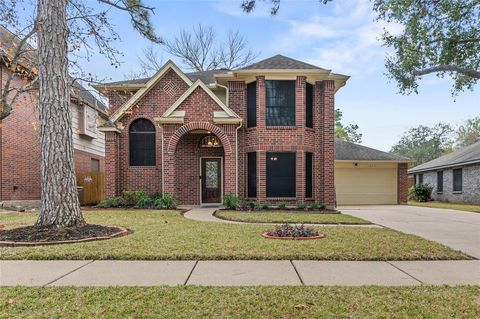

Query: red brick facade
[103,65,339,207]
[0,64,105,201]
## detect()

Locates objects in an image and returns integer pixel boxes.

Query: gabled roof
[109,60,192,123]
[335,139,411,162]
[409,141,480,173]
[239,54,327,70]
[158,79,240,124]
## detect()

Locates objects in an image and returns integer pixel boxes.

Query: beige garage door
[335,163,398,205]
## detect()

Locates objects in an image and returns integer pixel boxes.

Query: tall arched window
[129,119,156,166]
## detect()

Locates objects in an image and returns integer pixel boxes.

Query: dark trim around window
[265,80,296,126]
[247,81,257,128]
[453,168,463,192]
[266,152,296,198]
[129,118,156,166]
[437,171,443,193]
[306,82,313,128]
[305,152,313,198]
[247,152,257,198]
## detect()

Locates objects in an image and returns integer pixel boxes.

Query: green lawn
[215,210,371,224]
[1,286,479,318]
[409,200,480,213]
[0,210,469,260]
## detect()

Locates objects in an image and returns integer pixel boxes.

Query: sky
[18,0,480,151]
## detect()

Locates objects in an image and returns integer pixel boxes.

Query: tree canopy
[334,108,362,143]
[241,0,480,95]
[456,116,480,147]
[390,123,454,165]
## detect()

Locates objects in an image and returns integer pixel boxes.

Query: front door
[201,158,222,204]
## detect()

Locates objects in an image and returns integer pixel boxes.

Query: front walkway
[1,260,478,286]
[340,205,480,259]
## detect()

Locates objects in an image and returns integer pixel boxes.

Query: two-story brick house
[96,55,410,207]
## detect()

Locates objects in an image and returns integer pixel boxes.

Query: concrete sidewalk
[1,260,478,287]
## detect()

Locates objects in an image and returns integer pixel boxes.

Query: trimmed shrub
[409,184,433,202]
[261,202,271,210]
[122,190,146,206]
[223,193,240,210]
[96,197,127,208]
[277,202,287,209]
[154,193,176,209]
[135,197,155,208]
[297,204,306,210]
[310,203,327,210]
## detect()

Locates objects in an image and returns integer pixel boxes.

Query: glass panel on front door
[205,161,218,188]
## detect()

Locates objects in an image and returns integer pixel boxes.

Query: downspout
[160,125,164,196]
[216,82,241,196]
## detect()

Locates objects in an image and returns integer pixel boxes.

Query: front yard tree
[391,123,454,165]
[242,0,480,95]
[1,0,160,227]
[163,24,258,71]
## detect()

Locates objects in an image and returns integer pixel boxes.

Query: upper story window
[129,119,156,166]
[265,80,295,126]
[453,168,463,192]
[306,83,313,128]
[247,81,257,128]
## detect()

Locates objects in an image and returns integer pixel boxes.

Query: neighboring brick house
[409,141,480,204]
[95,55,410,207]
[0,26,107,201]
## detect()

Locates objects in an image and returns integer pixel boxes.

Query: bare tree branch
[163,24,258,72]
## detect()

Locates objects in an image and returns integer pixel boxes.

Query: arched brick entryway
[163,122,237,205]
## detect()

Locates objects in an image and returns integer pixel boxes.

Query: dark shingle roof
[101,69,230,87]
[239,54,326,70]
[409,141,480,173]
[335,138,411,161]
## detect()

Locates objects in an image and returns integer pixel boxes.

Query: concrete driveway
[340,205,480,259]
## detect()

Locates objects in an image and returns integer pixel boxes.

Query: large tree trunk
[35,0,85,227]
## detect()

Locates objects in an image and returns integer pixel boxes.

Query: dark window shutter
[247,82,257,128]
[266,152,296,197]
[129,119,156,166]
[247,152,257,197]
[306,83,313,128]
[265,80,295,126]
[305,152,313,197]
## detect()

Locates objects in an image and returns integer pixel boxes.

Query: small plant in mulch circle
[265,223,322,239]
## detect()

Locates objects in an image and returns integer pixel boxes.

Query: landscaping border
[213,210,372,225]
[261,231,326,240]
[0,226,131,247]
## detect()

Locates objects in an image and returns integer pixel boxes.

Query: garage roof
[408,141,480,173]
[335,139,411,162]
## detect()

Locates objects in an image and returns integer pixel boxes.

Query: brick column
[314,81,323,204]
[257,150,266,202]
[296,76,307,204]
[105,131,120,198]
[322,80,335,208]
[296,76,306,128]
[397,163,408,204]
[256,76,265,129]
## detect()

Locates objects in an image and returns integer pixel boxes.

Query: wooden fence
[76,172,105,205]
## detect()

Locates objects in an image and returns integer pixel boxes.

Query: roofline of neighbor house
[336,159,415,164]
[408,158,480,174]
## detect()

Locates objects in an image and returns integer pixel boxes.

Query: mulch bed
[0,224,130,247]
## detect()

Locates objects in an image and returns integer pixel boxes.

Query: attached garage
[334,139,412,205]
